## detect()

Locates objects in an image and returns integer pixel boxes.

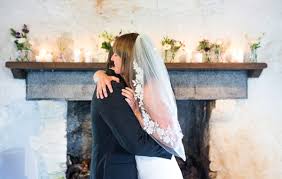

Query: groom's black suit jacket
[90,69,172,179]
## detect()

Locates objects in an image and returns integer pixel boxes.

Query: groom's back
[90,83,138,179]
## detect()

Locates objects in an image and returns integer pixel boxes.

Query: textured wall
[0,0,282,178]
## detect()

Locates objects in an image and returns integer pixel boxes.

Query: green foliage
[162,36,184,51]
[211,42,225,55]
[245,32,265,51]
[161,36,174,46]
[101,41,112,51]
[99,31,117,52]
[161,36,184,61]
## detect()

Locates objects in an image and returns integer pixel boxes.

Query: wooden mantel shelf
[5,61,267,79]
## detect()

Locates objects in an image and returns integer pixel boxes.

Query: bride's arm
[93,70,119,99]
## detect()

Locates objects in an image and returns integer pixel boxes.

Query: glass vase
[16,50,31,62]
[213,50,223,63]
[163,50,173,63]
[203,51,211,63]
[250,48,257,62]
[57,52,66,62]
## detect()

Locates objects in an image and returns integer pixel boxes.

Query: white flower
[110,41,114,47]
[174,41,182,48]
[163,44,171,50]
[18,38,26,44]
[250,40,258,45]
[215,40,223,45]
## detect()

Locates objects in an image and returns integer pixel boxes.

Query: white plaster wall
[0,0,282,178]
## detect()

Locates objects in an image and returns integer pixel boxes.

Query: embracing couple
[90,33,186,179]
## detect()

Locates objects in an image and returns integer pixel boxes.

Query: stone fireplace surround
[6,61,266,179]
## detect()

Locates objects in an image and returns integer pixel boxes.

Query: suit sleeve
[96,82,172,159]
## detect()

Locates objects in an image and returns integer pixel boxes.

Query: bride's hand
[93,70,120,99]
[121,87,140,115]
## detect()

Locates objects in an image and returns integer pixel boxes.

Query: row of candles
[35,49,95,63]
[35,48,246,63]
[190,48,245,62]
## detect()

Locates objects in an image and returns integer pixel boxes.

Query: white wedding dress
[135,156,183,179]
[132,34,185,179]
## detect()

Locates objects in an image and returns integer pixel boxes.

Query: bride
[94,33,185,179]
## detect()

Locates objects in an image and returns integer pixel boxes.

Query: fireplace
[64,100,214,179]
[5,61,267,179]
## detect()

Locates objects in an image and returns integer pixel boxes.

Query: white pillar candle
[35,55,41,62]
[74,49,81,62]
[194,52,203,63]
[84,50,92,63]
[45,53,53,62]
[185,48,193,62]
[231,49,244,62]
[36,49,47,62]
[39,49,47,57]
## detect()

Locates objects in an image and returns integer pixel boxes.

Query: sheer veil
[132,34,186,160]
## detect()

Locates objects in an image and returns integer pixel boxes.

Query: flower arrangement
[245,33,265,62]
[211,40,227,62]
[56,32,74,62]
[99,31,116,52]
[197,39,212,62]
[10,24,32,61]
[161,36,184,62]
[245,33,265,51]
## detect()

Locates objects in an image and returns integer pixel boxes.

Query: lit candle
[35,55,41,62]
[36,49,47,62]
[74,49,81,62]
[194,52,203,63]
[185,48,193,62]
[39,49,47,57]
[45,52,53,62]
[85,50,93,63]
[231,49,244,62]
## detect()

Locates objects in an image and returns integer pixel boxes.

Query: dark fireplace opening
[66,154,90,179]
[176,100,215,179]
[66,100,215,179]
[66,101,92,179]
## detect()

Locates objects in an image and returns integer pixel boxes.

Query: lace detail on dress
[132,61,182,146]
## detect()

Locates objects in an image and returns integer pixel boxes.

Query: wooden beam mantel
[5,61,267,79]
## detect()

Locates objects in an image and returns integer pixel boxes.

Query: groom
[90,68,172,179]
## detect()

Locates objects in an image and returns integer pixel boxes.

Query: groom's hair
[112,33,139,87]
